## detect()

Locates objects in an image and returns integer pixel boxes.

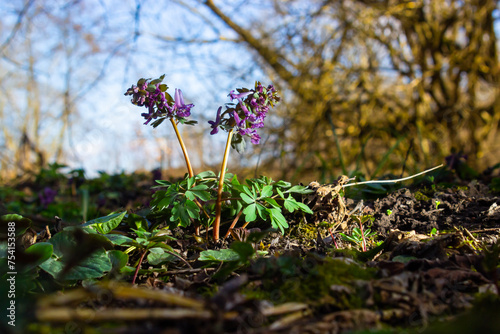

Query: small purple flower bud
[250,133,261,145]
[229,90,252,101]
[208,106,222,135]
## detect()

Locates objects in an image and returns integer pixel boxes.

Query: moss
[413,191,430,201]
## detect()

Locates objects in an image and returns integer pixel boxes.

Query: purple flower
[229,90,252,101]
[233,111,245,127]
[250,133,261,145]
[208,107,222,135]
[125,75,195,126]
[39,187,57,207]
[172,88,194,118]
[208,82,280,146]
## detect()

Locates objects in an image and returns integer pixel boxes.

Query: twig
[164,250,193,269]
[159,268,215,276]
[343,164,444,188]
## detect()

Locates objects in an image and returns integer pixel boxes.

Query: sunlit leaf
[82,211,127,234]
[199,249,240,262]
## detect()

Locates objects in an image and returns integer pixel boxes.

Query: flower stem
[213,129,234,241]
[223,209,244,240]
[359,220,367,252]
[132,250,147,285]
[170,118,194,177]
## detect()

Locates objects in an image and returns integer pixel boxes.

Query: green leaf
[186,184,211,201]
[23,242,53,272]
[185,200,200,219]
[147,247,177,265]
[40,248,111,280]
[283,194,313,214]
[38,229,113,280]
[157,197,173,211]
[196,170,217,179]
[151,117,167,128]
[82,211,127,234]
[240,193,255,204]
[243,203,257,222]
[125,213,149,230]
[260,185,273,198]
[262,197,280,209]
[108,250,128,271]
[154,180,172,187]
[284,185,314,194]
[0,214,32,238]
[255,203,267,220]
[268,208,288,234]
[186,176,196,189]
[147,242,176,254]
[148,234,176,243]
[275,180,291,188]
[241,185,254,198]
[230,241,255,262]
[283,198,297,213]
[104,234,135,245]
[230,173,240,183]
[171,200,198,227]
[231,133,247,153]
[340,233,359,244]
[294,201,313,214]
[199,249,240,262]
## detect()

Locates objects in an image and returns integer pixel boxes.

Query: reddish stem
[223,209,244,240]
[328,228,339,249]
[132,250,147,285]
[359,221,367,252]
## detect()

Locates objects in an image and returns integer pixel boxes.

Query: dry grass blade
[36,307,212,323]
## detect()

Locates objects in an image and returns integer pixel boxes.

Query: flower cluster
[125,75,194,126]
[39,187,57,207]
[208,82,280,145]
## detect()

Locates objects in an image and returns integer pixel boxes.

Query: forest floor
[23,177,500,334]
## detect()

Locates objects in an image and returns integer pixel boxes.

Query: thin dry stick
[37,307,212,322]
[343,164,444,188]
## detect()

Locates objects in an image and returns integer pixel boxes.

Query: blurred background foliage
[1,0,499,185]
[205,0,500,182]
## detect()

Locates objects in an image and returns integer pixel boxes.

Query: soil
[20,180,500,333]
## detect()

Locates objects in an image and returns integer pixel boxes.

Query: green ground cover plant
[1,74,500,334]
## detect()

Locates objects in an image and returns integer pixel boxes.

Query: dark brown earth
[30,180,500,334]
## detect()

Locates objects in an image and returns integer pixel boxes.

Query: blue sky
[0,0,271,178]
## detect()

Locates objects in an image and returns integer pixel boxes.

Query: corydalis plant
[125,74,195,127]
[209,82,280,152]
[209,82,280,240]
[125,75,196,177]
